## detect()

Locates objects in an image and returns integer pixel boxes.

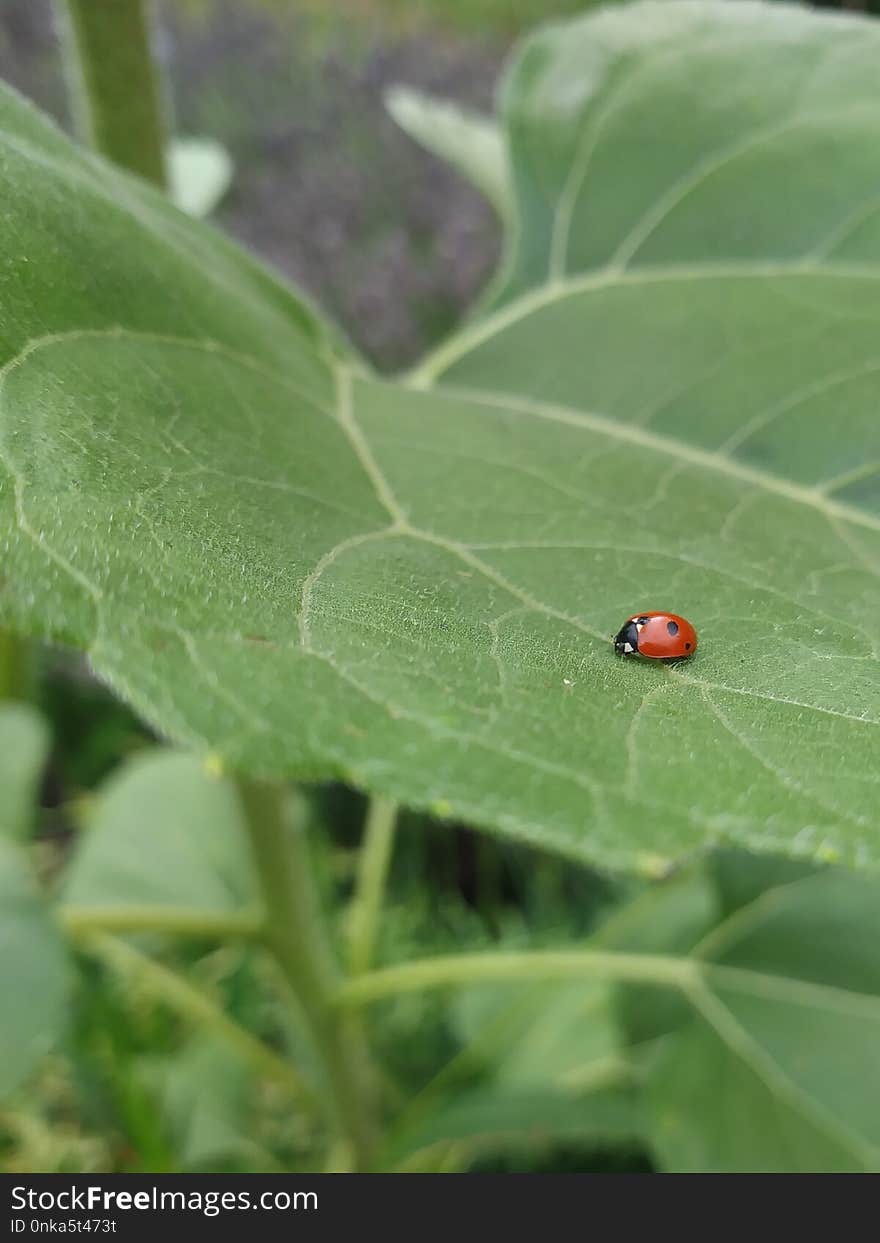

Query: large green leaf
[644,868,880,1171]
[1,3,879,869]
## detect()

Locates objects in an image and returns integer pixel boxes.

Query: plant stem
[348,796,398,976]
[79,931,315,1109]
[56,0,167,186]
[239,780,378,1170]
[334,948,698,1007]
[0,629,34,701]
[60,904,263,941]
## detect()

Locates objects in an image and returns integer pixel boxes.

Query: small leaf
[0,702,49,840]
[0,838,70,1098]
[61,751,258,920]
[386,87,510,218]
[167,138,234,219]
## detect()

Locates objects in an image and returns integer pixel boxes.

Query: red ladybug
[613,611,697,660]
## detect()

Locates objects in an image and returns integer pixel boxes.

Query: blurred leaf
[0,701,49,839]
[453,978,622,1089]
[700,869,880,998]
[0,839,70,1098]
[483,1,880,304]
[386,86,510,218]
[646,869,880,1171]
[647,1013,863,1173]
[160,1036,272,1171]
[61,751,258,919]
[382,942,640,1168]
[168,138,234,219]
[709,847,823,917]
[598,868,718,1045]
[388,1082,640,1168]
[0,3,879,868]
[388,971,640,1167]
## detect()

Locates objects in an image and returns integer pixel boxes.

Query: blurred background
[0,0,874,1175]
[2,0,873,370]
[2,0,528,372]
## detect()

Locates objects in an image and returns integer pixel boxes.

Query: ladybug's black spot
[685,642,691,650]
[666,620,679,637]
[637,616,651,625]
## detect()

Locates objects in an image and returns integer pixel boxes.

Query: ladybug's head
[613,619,640,656]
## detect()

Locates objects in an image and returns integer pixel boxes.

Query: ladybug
[613,611,697,660]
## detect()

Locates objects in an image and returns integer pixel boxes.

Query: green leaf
[452,977,625,1089]
[159,1036,271,1172]
[597,868,719,1045]
[646,869,880,1171]
[387,1082,640,1168]
[647,1012,865,1173]
[386,87,510,218]
[61,751,259,926]
[710,846,823,917]
[482,0,880,306]
[0,838,71,1098]
[1,2,880,869]
[385,973,642,1167]
[0,701,49,839]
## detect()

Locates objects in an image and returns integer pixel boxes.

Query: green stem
[0,629,34,701]
[56,0,167,186]
[348,796,398,976]
[335,948,698,1007]
[78,931,314,1109]
[239,780,379,1171]
[60,904,263,940]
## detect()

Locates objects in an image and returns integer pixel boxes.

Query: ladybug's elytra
[613,611,697,660]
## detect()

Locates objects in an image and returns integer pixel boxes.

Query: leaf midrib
[409,261,880,386]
